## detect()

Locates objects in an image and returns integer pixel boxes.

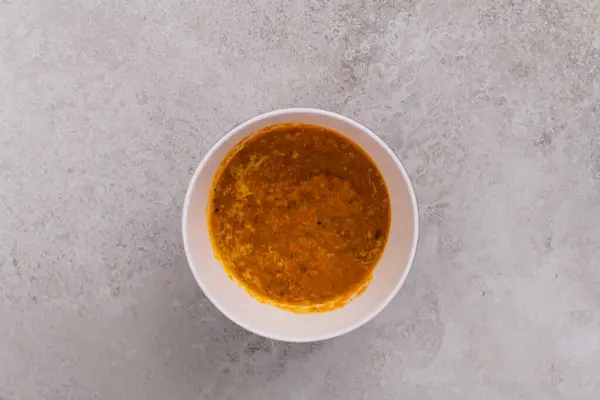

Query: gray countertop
[1,0,600,398]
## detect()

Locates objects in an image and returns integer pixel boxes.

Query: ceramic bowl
[182,108,419,342]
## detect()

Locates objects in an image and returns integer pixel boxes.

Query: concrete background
[1,0,600,398]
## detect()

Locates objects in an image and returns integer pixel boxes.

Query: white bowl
[182,108,419,342]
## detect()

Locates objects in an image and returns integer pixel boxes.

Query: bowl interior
[183,109,418,342]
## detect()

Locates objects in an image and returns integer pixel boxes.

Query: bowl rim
[182,107,420,342]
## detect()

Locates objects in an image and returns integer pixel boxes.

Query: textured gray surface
[1,0,600,398]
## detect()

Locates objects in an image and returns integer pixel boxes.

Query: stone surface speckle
[1,0,600,398]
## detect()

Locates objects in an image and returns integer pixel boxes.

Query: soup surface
[208,123,390,312]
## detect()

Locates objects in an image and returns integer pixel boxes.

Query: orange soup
[208,123,390,312]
